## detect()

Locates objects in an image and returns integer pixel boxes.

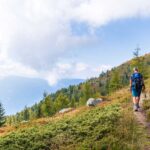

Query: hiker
[130,67,145,111]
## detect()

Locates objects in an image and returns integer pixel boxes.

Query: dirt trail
[134,110,150,127]
[134,93,150,150]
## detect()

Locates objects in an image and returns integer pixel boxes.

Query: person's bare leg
[137,96,140,108]
[134,97,141,109]
[133,97,138,111]
[132,97,136,104]
[135,97,139,103]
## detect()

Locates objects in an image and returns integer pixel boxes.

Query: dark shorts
[132,88,142,97]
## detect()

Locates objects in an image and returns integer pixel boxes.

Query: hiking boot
[137,103,140,109]
[133,104,138,111]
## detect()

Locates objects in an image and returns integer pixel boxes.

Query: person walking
[130,67,145,111]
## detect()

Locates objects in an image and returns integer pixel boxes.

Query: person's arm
[130,77,132,92]
[130,79,132,87]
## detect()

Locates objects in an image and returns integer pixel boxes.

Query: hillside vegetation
[6,53,150,125]
[1,78,150,149]
[0,53,150,150]
[0,88,146,150]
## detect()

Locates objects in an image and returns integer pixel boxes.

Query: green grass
[142,78,150,120]
[142,99,150,121]
[0,100,145,150]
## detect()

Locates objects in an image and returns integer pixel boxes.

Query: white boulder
[86,98,103,107]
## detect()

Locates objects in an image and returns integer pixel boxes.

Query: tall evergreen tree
[41,96,54,117]
[133,46,140,58]
[131,47,148,78]
[0,102,5,127]
[54,93,69,111]
[109,70,121,93]
[23,106,30,121]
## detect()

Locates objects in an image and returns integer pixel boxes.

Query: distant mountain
[0,76,84,115]
[51,79,84,92]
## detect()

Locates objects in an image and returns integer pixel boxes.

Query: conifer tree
[54,93,69,111]
[0,102,5,127]
[109,70,121,92]
[131,47,148,78]
[23,106,29,121]
[41,96,54,117]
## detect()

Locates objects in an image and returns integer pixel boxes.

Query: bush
[0,102,145,150]
[142,99,150,111]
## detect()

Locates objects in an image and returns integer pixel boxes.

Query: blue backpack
[131,73,143,90]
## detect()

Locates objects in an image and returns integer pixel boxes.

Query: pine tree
[0,102,5,127]
[70,96,75,107]
[54,93,69,111]
[83,82,91,101]
[131,47,148,78]
[41,96,54,117]
[133,46,140,58]
[109,70,121,93]
[23,106,30,121]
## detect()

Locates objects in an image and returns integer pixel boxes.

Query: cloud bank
[0,0,150,85]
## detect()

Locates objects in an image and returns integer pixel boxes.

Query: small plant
[142,99,150,110]
[146,110,150,121]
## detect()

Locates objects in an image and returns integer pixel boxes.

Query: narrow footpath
[134,93,150,150]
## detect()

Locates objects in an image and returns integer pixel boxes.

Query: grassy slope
[0,85,147,150]
[1,51,150,149]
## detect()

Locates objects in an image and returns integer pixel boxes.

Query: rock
[86,98,103,107]
[21,120,28,124]
[59,108,73,114]
[95,98,103,103]
[86,98,95,106]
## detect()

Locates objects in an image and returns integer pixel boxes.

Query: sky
[0,0,150,115]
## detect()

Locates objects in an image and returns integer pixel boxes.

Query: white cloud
[0,53,39,79]
[44,62,111,86]
[72,0,150,27]
[0,0,150,85]
[75,63,89,72]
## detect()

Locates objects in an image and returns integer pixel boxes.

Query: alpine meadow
[1,0,150,150]
[0,52,149,150]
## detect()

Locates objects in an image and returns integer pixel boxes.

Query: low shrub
[0,102,145,150]
[142,99,150,111]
